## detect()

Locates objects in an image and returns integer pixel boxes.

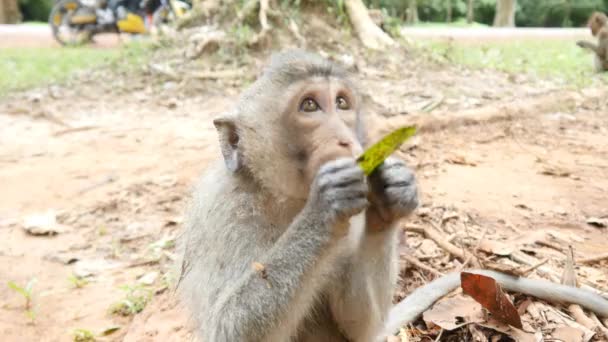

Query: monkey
[577,11,608,72]
[177,50,608,342]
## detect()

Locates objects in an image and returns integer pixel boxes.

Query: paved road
[0,24,592,48]
[0,24,120,48]
[399,27,589,41]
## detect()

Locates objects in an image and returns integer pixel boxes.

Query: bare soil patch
[1,50,607,341]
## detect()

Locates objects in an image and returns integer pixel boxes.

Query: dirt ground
[1,42,607,341]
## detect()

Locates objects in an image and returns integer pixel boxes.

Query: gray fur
[177,50,419,341]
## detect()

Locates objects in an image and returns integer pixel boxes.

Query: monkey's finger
[319,166,366,191]
[332,198,369,216]
[318,157,358,176]
[327,183,368,200]
[386,186,419,212]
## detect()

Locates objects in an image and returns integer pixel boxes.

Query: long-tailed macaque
[577,11,608,72]
[178,50,608,342]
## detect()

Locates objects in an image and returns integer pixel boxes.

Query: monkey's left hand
[367,157,418,228]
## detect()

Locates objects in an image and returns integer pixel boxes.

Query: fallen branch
[402,255,444,277]
[578,252,608,265]
[404,223,481,268]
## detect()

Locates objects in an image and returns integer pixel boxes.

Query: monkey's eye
[300,98,319,112]
[336,96,350,110]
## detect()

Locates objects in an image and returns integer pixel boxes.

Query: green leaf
[25,278,37,295]
[100,326,121,336]
[7,281,28,298]
[356,126,417,176]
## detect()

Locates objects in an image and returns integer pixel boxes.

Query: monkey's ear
[213,115,243,173]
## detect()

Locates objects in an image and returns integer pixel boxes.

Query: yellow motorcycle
[48,0,190,46]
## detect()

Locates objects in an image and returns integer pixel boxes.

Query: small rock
[22,211,69,236]
[138,271,159,285]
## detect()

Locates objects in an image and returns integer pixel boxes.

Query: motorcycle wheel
[151,1,190,28]
[49,0,94,46]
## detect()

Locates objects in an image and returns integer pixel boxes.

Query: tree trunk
[0,0,22,24]
[446,0,452,23]
[493,0,516,27]
[344,0,394,50]
[466,0,474,24]
[406,0,418,25]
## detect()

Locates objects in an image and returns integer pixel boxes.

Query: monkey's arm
[377,269,608,341]
[190,159,368,341]
[329,158,417,341]
[200,212,340,341]
[577,40,600,53]
[328,227,400,341]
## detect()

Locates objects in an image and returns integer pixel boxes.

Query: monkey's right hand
[306,158,369,224]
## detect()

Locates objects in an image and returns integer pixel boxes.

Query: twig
[569,304,599,331]
[127,259,160,268]
[287,18,306,47]
[434,328,444,342]
[590,313,608,338]
[402,255,444,277]
[520,258,549,276]
[53,125,98,137]
[459,228,488,270]
[420,95,445,113]
[578,252,608,265]
[75,175,116,195]
[403,224,425,234]
[412,222,481,268]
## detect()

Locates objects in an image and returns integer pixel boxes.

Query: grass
[0,41,153,97]
[416,38,608,86]
[411,19,489,28]
[7,278,37,323]
[109,284,152,316]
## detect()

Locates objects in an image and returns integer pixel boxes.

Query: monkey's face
[277,77,364,198]
[590,13,607,36]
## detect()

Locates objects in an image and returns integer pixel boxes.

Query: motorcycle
[48,0,190,46]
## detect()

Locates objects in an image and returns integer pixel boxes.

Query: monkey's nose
[338,140,351,148]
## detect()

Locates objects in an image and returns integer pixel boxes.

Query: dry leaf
[446,155,477,166]
[477,240,514,256]
[422,295,485,330]
[586,217,607,228]
[551,326,585,342]
[461,272,523,329]
[540,165,570,177]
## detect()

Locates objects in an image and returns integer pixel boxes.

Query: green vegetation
[73,329,96,342]
[0,42,153,97]
[72,326,121,342]
[109,284,152,316]
[68,275,89,289]
[369,0,608,27]
[412,19,489,28]
[7,278,37,323]
[417,38,608,86]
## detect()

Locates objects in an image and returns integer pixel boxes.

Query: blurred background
[1,1,607,341]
